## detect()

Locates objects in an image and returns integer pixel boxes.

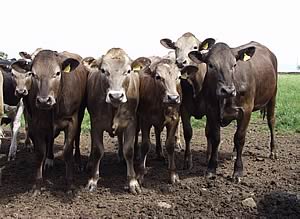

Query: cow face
[160,32,200,69]
[11,60,32,97]
[151,59,181,104]
[189,40,255,98]
[83,48,134,107]
[12,50,79,109]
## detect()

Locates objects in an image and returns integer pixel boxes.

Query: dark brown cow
[188,39,278,182]
[137,58,182,184]
[11,50,88,194]
[83,48,141,194]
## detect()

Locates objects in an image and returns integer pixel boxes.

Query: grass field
[77,74,300,134]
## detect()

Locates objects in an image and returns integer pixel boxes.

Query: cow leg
[87,121,104,192]
[267,96,277,159]
[154,126,164,161]
[206,115,220,179]
[74,106,84,172]
[166,120,180,184]
[32,137,46,196]
[63,117,78,193]
[134,118,140,161]
[44,137,54,170]
[23,108,32,152]
[123,121,141,194]
[8,101,24,161]
[205,122,212,164]
[117,133,124,163]
[136,122,151,184]
[181,108,193,169]
[233,112,251,183]
[175,118,183,151]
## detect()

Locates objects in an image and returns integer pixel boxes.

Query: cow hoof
[170,172,180,184]
[175,142,184,151]
[44,158,54,170]
[74,163,84,173]
[86,178,98,192]
[7,153,16,161]
[206,172,216,180]
[269,152,278,160]
[129,179,142,195]
[232,172,242,183]
[231,154,237,161]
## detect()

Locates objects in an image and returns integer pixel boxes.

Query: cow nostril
[182,60,187,64]
[46,97,52,104]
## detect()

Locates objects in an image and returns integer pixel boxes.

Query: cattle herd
[0,32,278,196]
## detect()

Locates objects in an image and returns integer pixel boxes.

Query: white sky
[1,0,299,71]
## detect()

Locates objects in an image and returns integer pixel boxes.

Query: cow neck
[54,72,65,116]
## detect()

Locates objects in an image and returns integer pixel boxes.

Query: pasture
[0,74,299,218]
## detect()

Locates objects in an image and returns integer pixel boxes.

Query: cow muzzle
[163,94,181,104]
[36,95,56,109]
[217,85,237,98]
[106,90,127,105]
[15,88,28,97]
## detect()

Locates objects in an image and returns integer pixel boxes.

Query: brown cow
[188,39,278,182]
[161,33,215,169]
[11,50,88,194]
[83,48,141,194]
[137,58,182,184]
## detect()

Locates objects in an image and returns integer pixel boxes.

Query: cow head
[148,59,181,104]
[160,32,200,69]
[189,40,255,98]
[13,50,79,109]
[83,48,136,107]
[11,59,32,97]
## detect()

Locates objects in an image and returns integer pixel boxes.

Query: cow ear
[0,64,11,73]
[199,38,215,52]
[62,58,79,73]
[160,38,176,50]
[82,57,100,73]
[11,59,32,73]
[188,51,206,64]
[131,57,151,73]
[236,46,256,62]
[19,52,32,60]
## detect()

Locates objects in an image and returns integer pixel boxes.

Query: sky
[1,0,299,72]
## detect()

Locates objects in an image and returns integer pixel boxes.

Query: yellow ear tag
[202,42,209,50]
[64,64,71,73]
[243,53,251,61]
[132,65,142,72]
[180,73,188,80]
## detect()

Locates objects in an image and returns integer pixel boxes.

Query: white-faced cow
[82,48,141,194]
[11,50,88,194]
[188,39,278,182]
[160,33,214,169]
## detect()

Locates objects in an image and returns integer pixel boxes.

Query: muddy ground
[0,120,299,218]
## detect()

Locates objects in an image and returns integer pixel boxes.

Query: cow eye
[193,46,198,50]
[233,63,237,68]
[101,68,105,74]
[155,74,161,80]
[126,69,131,74]
[208,63,213,69]
[55,71,61,77]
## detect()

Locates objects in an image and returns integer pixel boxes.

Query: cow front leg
[24,109,32,152]
[233,112,251,183]
[206,116,220,179]
[175,117,183,150]
[63,117,78,193]
[87,121,104,192]
[181,109,193,169]
[117,133,124,163]
[154,126,164,161]
[166,121,180,184]
[137,122,151,185]
[32,138,46,196]
[123,121,141,194]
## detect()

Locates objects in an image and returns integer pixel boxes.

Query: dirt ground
[0,120,299,218]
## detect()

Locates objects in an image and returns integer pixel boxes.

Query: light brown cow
[83,48,141,194]
[137,58,182,185]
